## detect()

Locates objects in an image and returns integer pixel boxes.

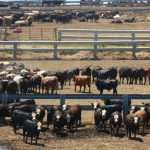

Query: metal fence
[1,93,150,119]
[57,29,150,41]
[0,40,150,59]
[0,27,57,41]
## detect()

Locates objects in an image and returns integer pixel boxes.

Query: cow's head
[72,75,76,82]
[32,112,36,120]
[133,116,139,125]
[114,114,119,123]
[55,110,62,121]
[91,103,100,110]
[62,104,67,111]
[102,109,107,119]
[37,122,42,131]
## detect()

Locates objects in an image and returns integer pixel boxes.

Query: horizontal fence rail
[0,40,150,59]
[0,94,150,119]
[58,29,150,41]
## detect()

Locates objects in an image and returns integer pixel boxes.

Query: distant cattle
[73,75,91,93]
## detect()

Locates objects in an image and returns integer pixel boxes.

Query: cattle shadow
[129,137,143,142]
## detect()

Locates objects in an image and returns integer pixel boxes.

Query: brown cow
[41,76,58,94]
[73,75,91,93]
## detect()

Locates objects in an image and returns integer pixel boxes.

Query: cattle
[54,71,67,89]
[73,75,91,93]
[130,67,144,84]
[128,105,140,115]
[103,99,124,106]
[143,68,150,85]
[0,104,10,125]
[41,76,58,94]
[13,75,23,93]
[109,111,122,136]
[94,108,109,132]
[23,119,42,144]
[133,107,147,134]
[20,78,30,94]
[124,17,136,23]
[63,104,82,132]
[56,15,70,24]
[97,67,117,80]
[19,99,35,105]
[52,109,65,133]
[11,110,35,133]
[91,66,102,83]
[31,74,42,93]
[124,114,140,139]
[81,66,91,79]
[93,104,122,132]
[47,105,62,128]
[119,67,131,84]
[95,79,118,94]
[35,106,45,123]
[65,68,80,85]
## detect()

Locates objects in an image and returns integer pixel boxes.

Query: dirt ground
[0,10,150,150]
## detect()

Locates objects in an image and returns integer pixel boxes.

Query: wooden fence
[1,93,150,119]
[0,40,150,59]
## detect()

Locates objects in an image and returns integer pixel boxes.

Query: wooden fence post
[41,28,43,40]
[60,94,65,106]
[122,95,129,121]
[13,42,17,60]
[131,32,137,59]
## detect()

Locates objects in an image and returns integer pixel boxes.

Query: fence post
[54,28,57,41]
[57,30,62,41]
[131,32,137,59]
[122,95,129,121]
[60,94,65,106]
[93,32,98,59]
[53,42,58,59]
[2,93,8,105]
[13,42,17,60]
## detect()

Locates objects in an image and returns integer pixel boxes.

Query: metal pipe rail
[0,40,150,59]
[0,94,150,120]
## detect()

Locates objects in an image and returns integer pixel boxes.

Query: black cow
[119,67,131,84]
[54,71,67,89]
[66,68,80,85]
[47,105,62,128]
[130,67,144,84]
[23,119,42,144]
[81,66,91,79]
[20,78,30,94]
[52,110,65,133]
[97,67,117,80]
[7,80,18,94]
[109,111,122,136]
[103,99,123,106]
[92,66,102,83]
[56,15,70,24]
[0,104,10,125]
[11,110,33,133]
[30,75,42,93]
[95,79,118,94]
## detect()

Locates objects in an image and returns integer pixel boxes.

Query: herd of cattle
[0,62,150,96]
[0,62,150,144]
[0,10,136,27]
[1,97,150,144]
